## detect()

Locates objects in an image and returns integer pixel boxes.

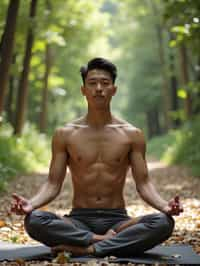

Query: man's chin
[92,102,107,108]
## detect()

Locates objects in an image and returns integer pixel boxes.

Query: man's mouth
[94,95,104,99]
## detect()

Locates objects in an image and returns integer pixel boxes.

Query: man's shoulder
[115,118,145,146]
[64,117,88,128]
[53,117,86,139]
[114,117,143,135]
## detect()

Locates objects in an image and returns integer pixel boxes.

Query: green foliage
[164,0,200,53]
[0,0,110,132]
[169,117,200,175]
[109,1,164,130]
[147,130,177,159]
[26,0,110,131]
[0,123,50,192]
[148,116,200,176]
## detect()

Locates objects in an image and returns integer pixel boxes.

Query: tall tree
[149,0,172,131]
[14,0,38,135]
[168,32,180,128]
[0,0,20,119]
[5,53,17,125]
[39,43,51,132]
[163,0,200,120]
[179,44,192,119]
[39,0,51,133]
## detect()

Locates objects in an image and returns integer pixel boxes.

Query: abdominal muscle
[71,166,127,209]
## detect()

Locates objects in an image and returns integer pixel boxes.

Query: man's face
[81,69,117,108]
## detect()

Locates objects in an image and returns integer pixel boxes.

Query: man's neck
[85,108,113,128]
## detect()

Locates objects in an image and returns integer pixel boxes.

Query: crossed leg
[24,211,174,257]
[24,210,116,255]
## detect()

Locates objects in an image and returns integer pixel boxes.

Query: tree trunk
[0,31,5,56]
[146,111,153,139]
[146,108,161,139]
[14,0,38,135]
[0,0,20,119]
[39,44,52,132]
[6,75,15,125]
[168,33,181,128]
[5,53,17,125]
[179,43,192,119]
[170,73,180,127]
[193,56,200,115]
[153,108,161,136]
[158,28,172,131]
[149,0,171,132]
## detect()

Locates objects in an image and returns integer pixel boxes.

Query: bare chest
[67,127,131,166]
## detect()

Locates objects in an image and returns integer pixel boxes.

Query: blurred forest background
[0,0,200,191]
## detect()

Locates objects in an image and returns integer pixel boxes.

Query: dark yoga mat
[0,241,200,264]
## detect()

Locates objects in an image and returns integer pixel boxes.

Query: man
[11,58,183,257]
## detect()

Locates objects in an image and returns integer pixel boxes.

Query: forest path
[0,159,200,265]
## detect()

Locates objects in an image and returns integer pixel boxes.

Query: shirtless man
[11,58,183,257]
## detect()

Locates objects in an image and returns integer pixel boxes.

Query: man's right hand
[11,193,33,215]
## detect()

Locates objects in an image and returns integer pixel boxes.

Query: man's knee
[24,210,46,236]
[157,213,175,237]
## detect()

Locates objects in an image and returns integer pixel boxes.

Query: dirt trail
[0,159,200,265]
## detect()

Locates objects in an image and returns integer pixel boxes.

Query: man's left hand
[164,196,184,216]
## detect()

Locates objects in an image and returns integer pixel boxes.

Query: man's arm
[129,129,183,215]
[11,128,68,214]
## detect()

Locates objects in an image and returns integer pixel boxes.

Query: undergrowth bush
[148,116,200,176]
[0,123,50,191]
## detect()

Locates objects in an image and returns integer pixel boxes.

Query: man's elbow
[47,180,62,198]
[135,176,149,195]
[136,184,144,196]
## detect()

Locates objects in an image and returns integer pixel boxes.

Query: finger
[10,207,20,215]
[12,193,21,203]
[11,202,19,212]
[16,202,23,213]
[178,206,183,213]
[16,202,28,215]
[11,202,16,209]
[14,210,25,215]
[169,206,179,215]
[179,203,184,212]
[12,193,25,203]
[10,206,16,213]
[10,206,17,213]
[171,204,178,211]
[173,202,183,212]
[18,209,26,215]
[12,193,19,199]
[174,195,179,203]
[174,208,183,215]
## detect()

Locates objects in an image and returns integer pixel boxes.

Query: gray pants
[24,208,174,257]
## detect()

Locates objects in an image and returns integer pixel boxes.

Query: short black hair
[80,57,117,84]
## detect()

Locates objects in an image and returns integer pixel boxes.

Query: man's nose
[96,82,102,91]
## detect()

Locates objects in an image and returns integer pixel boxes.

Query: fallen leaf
[14,258,26,266]
[53,251,71,264]
[0,220,6,227]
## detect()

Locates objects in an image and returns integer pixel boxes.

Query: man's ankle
[87,245,95,255]
[92,233,104,243]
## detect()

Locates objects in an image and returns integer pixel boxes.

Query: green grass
[0,123,50,191]
[147,130,177,159]
[147,116,200,176]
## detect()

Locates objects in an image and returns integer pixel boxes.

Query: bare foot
[52,244,94,256]
[104,229,117,240]
[92,229,116,243]
[51,230,116,255]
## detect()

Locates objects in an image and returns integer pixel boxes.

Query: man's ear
[112,85,117,96]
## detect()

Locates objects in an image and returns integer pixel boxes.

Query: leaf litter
[0,159,200,265]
